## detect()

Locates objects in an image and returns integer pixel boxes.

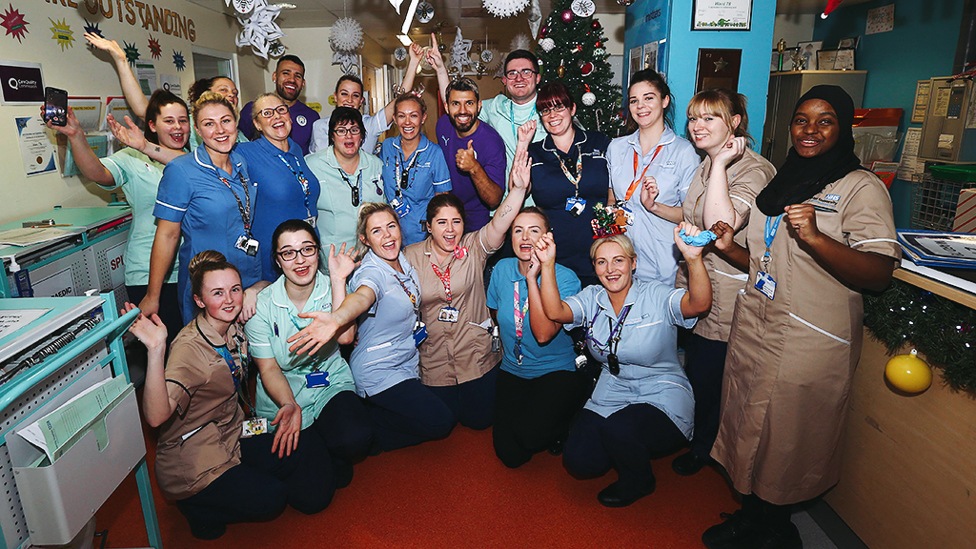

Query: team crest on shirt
[296,115,308,126]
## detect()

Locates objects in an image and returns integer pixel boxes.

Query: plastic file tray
[10,384,144,546]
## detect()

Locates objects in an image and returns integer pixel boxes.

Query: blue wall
[623,0,777,148]
[814,0,965,228]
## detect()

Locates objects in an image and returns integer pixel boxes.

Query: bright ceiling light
[397,34,412,46]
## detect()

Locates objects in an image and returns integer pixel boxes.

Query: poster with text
[16,116,56,177]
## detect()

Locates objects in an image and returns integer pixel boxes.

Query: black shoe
[596,478,656,508]
[547,438,565,456]
[671,451,711,476]
[188,521,226,540]
[702,510,763,549]
[747,521,802,549]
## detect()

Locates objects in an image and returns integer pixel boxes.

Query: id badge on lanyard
[756,214,784,300]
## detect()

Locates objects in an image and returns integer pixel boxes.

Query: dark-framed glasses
[277,244,319,261]
[505,68,538,80]
[259,105,289,118]
[333,126,362,136]
[539,104,568,117]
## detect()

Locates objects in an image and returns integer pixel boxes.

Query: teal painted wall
[813,0,965,228]
[623,0,778,149]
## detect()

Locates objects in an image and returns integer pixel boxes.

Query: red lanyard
[623,145,664,202]
[430,262,452,304]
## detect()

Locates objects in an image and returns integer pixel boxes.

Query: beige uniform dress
[404,225,501,385]
[155,316,246,500]
[711,170,900,505]
[679,149,776,341]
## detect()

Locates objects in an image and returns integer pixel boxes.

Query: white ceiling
[188,0,871,54]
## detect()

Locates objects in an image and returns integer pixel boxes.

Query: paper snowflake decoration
[49,18,73,51]
[228,0,255,14]
[123,41,140,65]
[483,0,529,18]
[332,50,360,75]
[172,50,186,71]
[510,33,531,52]
[449,27,473,73]
[329,17,363,52]
[148,35,161,59]
[235,0,284,59]
[269,40,286,57]
[1,4,29,43]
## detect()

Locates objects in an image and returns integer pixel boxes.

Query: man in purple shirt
[239,55,320,155]
[434,78,506,231]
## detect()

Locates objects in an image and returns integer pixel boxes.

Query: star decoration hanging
[449,27,473,74]
[172,50,186,71]
[148,35,161,59]
[83,19,102,49]
[123,41,140,65]
[1,4,29,43]
[49,18,73,50]
[234,0,284,59]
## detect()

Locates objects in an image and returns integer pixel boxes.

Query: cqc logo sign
[0,61,44,104]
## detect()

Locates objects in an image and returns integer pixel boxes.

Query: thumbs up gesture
[456,139,480,173]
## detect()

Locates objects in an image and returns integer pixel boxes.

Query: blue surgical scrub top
[380,134,452,247]
[606,128,699,286]
[154,146,263,324]
[565,281,697,438]
[347,250,422,397]
[236,137,321,282]
[486,257,581,379]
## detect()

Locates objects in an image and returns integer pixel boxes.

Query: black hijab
[755,85,862,217]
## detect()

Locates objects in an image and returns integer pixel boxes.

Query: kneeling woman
[289,204,455,452]
[244,220,373,488]
[534,227,711,507]
[126,251,330,540]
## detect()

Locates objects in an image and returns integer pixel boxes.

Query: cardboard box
[953,188,976,233]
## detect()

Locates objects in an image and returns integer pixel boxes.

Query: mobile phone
[44,87,68,127]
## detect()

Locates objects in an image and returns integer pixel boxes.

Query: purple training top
[435,114,507,231]
[239,99,320,156]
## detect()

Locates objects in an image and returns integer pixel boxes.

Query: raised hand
[42,106,83,138]
[85,32,126,63]
[714,136,747,168]
[288,311,340,355]
[270,403,302,458]
[517,120,537,148]
[710,221,735,252]
[328,242,360,280]
[785,204,821,244]
[534,232,557,266]
[674,222,704,261]
[409,41,424,64]
[640,175,659,210]
[122,302,167,351]
[426,34,443,69]
[509,148,531,191]
[107,113,147,152]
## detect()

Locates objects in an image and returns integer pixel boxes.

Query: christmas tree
[535,0,625,137]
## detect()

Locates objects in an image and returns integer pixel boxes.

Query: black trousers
[563,404,686,497]
[683,333,728,459]
[175,428,333,531]
[365,378,456,451]
[310,389,374,464]
[125,283,183,343]
[427,365,498,430]
[493,367,590,469]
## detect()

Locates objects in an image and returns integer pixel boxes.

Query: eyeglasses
[504,69,538,80]
[258,105,289,118]
[333,127,362,136]
[277,244,319,261]
[539,104,568,117]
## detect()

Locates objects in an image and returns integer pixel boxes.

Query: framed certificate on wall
[693,0,752,31]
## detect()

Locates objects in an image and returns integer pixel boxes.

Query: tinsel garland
[863,279,976,392]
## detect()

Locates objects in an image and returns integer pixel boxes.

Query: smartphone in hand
[43,87,68,127]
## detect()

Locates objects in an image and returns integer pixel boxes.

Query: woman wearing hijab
[701,85,900,549]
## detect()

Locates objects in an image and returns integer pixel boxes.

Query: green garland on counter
[863,279,976,392]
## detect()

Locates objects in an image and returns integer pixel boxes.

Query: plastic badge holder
[9,385,145,546]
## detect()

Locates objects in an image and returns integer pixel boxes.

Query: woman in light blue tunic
[534,227,712,508]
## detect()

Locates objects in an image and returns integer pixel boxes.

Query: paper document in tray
[0,227,72,247]
[17,375,129,463]
[0,308,51,339]
[898,231,976,263]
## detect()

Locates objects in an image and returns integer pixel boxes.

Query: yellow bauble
[885,349,933,393]
[328,94,337,106]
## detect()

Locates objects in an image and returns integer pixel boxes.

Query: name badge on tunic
[565,197,586,217]
[306,371,330,388]
[438,306,459,322]
[235,235,260,256]
[413,320,428,346]
[391,198,411,218]
[755,271,776,300]
[241,417,268,438]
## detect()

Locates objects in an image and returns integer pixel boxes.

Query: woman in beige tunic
[672,88,776,477]
[702,85,900,549]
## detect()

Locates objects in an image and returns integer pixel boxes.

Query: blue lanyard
[763,214,785,264]
[277,154,311,218]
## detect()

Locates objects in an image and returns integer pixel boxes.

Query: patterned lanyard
[623,146,664,202]
[217,170,254,237]
[509,100,537,140]
[513,281,530,364]
[396,271,420,320]
[277,154,311,218]
[395,146,421,198]
[430,262,452,304]
[585,304,632,356]
[554,143,583,199]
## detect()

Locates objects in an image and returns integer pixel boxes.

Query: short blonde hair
[357,203,401,247]
[590,234,636,262]
[192,90,237,128]
[250,92,282,121]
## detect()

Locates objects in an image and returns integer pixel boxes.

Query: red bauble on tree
[591,20,601,30]
[580,61,593,76]
[561,9,574,23]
